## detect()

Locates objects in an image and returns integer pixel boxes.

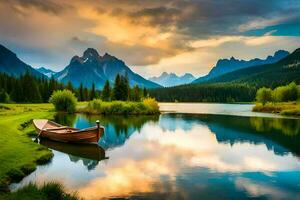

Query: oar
[34,122,46,142]
[34,129,42,142]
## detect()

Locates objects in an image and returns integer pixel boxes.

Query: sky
[1,0,300,78]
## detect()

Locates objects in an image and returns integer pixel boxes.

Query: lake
[11,103,300,200]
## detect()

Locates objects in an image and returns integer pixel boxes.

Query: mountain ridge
[199,48,300,87]
[149,72,195,87]
[36,67,56,78]
[193,50,289,83]
[54,48,161,89]
[0,44,45,78]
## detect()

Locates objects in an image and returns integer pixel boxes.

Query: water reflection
[166,114,300,156]
[12,113,300,199]
[40,139,107,171]
[55,113,159,149]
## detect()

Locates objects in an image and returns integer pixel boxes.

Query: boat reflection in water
[40,139,108,171]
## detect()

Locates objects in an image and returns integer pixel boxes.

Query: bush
[256,82,300,104]
[49,90,77,113]
[0,89,10,103]
[272,82,298,102]
[81,98,160,115]
[143,97,159,114]
[256,87,272,105]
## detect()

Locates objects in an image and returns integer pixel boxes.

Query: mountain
[200,48,300,87]
[55,48,161,89]
[0,44,45,77]
[149,47,300,103]
[193,50,289,83]
[149,72,196,87]
[36,67,56,78]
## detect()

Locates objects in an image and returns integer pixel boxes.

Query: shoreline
[1,102,299,193]
[0,104,54,192]
[253,102,300,117]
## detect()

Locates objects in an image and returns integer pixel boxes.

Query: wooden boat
[33,119,104,144]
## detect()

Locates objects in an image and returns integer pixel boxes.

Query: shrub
[256,87,272,105]
[81,98,160,115]
[0,89,10,103]
[143,97,159,114]
[49,90,77,113]
[272,82,299,102]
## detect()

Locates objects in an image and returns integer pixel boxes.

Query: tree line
[0,72,148,103]
[256,82,300,105]
[149,83,257,103]
[101,74,148,101]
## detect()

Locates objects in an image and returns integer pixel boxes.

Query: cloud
[10,0,70,15]
[0,0,299,74]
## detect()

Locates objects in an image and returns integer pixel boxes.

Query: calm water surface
[11,104,300,200]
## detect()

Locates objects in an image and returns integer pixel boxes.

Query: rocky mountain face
[0,44,45,77]
[36,67,56,78]
[199,48,300,87]
[193,50,289,83]
[149,72,196,87]
[55,48,161,89]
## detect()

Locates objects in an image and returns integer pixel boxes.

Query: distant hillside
[0,44,45,77]
[204,48,300,87]
[36,67,56,78]
[149,72,195,87]
[55,48,161,89]
[150,48,300,102]
[193,50,289,83]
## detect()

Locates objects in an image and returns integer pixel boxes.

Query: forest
[0,72,148,103]
[149,83,257,102]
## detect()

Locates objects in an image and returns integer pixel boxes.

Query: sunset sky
[1,0,300,78]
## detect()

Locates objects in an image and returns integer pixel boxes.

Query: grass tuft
[0,182,80,200]
[6,169,25,182]
[36,153,53,165]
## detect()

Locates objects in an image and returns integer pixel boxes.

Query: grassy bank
[78,98,160,115]
[253,102,300,116]
[1,182,79,200]
[0,104,54,191]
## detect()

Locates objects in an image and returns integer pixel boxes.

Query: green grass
[0,182,79,200]
[253,102,300,116]
[0,103,55,191]
[78,98,160,115]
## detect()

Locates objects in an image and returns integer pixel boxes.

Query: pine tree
[21,72,42,102]
[79,83,84,101]
[143,87,148,98]
[83,87,89,101]
[67,81,74,92]
[11,79,23,102]
[124,73,130,100]
[113,74,122,100]
[102,80,111,101]
[131,85,141,101]
[90,83,96,100]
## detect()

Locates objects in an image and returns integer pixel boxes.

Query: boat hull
[33,119,104,144]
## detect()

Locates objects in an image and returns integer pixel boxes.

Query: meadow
[0,104,54,191]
